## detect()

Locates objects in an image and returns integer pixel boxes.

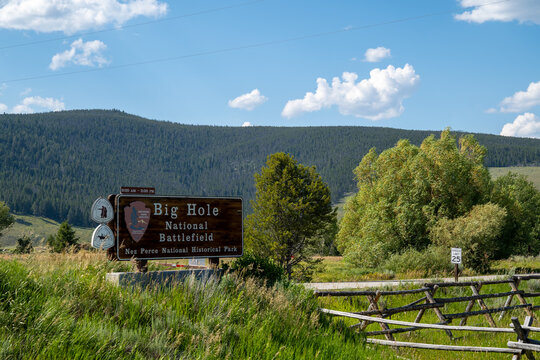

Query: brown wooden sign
[115,195,242,260]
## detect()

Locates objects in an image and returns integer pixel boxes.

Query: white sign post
[451,248,462,282]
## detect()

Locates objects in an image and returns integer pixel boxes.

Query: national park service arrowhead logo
[124,201,150,242]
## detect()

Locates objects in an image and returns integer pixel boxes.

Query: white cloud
[0,0,168,34]
[228,89,267,111]
[363,47,391,63]
[242,122,253,127]
[498,81,540,113]
[11,96,65,114]
[455,0,540,24]
[282,64,419,120]
[50,38,108,70]
[500,113,540,138]
[0,103,7,112]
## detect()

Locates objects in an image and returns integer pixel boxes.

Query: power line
[0,0,265,51]
[0,0,512,84]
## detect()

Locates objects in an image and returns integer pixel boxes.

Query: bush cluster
[223,251,285,286]
[338,130,540,274]
[46,221,79,253]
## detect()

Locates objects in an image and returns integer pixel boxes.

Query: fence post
[511,316,536,360]
[512,278,535,318]
[358,292,381,330]
[424,285,453,339]
[500,278,519,321]
[364,291,396,342]
[460,283,481,326]
[471,282,497,327]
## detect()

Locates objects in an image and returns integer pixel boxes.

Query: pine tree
[14,234,34,254]
[245,153,337,280]
[47,221,79,253]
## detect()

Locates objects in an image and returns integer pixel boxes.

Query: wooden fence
[317,274,540,358]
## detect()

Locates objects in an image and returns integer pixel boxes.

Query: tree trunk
[286,261,292,280]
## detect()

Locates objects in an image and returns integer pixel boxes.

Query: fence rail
[367,338,521,354]
[316,274,540,335]
[318,274,540,358]
[321,308,516,332]
[322,309,538,358]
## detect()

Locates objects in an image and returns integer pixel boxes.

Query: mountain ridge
[1,109,539,226]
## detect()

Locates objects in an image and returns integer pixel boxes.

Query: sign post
[451,247,462,282]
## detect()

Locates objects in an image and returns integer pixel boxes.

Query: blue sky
[0,0,540,137]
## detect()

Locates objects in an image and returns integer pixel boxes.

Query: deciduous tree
[490,173,540,258]
[337,130,492,268]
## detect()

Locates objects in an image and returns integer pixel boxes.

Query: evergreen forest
[1,109,540,227]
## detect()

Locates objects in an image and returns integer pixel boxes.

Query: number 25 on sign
[451,248,462,264]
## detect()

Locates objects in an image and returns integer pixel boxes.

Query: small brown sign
[116,195,242,260]
[120,187,156,194]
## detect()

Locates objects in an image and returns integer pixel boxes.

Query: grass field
[1,253,538,359]
[488,166,540,190]
[312,256,398,283]
[0,214,93,249]
[0,251,394,360]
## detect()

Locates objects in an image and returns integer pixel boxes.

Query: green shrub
[381,246,451,276]
[47,221,79,253]
[430,203,506,273]
[223,251,285,286]
[13,234,33,254]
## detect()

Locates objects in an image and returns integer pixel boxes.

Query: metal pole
[209,257,220,268]
[136,259,148,273]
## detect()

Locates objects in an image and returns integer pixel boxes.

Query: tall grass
[0,252,390,359]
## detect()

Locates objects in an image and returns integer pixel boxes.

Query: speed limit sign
[451,248,462,264]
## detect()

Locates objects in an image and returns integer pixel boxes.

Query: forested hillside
[1,109,539,226]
